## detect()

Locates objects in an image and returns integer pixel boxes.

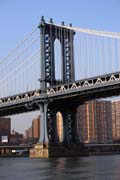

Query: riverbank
[0,150,29,158]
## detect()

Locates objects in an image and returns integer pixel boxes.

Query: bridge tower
[38,16,75,90]
[30,17,87,158]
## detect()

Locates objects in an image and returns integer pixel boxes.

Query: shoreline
[1,151,120,158]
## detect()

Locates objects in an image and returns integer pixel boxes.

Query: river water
[0,155,120,180]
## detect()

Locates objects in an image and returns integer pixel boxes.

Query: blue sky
[1,0,120,59]
[1,0,120,133]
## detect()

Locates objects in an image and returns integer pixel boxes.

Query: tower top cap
[38,16,46,28]
[50,18,53,23]
[41,16,45,22]
[61,21,64,26]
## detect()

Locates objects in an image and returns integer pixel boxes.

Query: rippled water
[0,155,120,180]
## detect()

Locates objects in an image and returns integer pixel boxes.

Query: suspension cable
[0,48,40,82]
[0,35,40,74]
[48,22,120,39]
[0,56,40,89]
[0,26,37,64]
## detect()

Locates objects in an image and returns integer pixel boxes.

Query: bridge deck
[0,71,120,115]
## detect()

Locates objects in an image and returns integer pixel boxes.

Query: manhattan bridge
[0,16,120,156]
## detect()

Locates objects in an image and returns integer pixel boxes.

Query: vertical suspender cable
[118,39,120,71]
[111,38,114,73]
[78,33,81,80]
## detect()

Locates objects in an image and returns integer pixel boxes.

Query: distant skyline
[10,111,40,134]
[1,0,120,133]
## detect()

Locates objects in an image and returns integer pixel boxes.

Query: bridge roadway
[0,71,120,116]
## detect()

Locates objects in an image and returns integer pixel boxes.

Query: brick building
[76,100,112,144]
[0,117,11,142]
[111,100,120,142]
[24,116,40,144]
[32,116,40,143]
[25,126,33,140]
[9,130,23,145]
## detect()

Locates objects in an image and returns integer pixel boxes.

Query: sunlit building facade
[111,101,120,142]
[24,116,40,144]
[95,100,112,143]
[76,100,113,144]
[32,116,40,140]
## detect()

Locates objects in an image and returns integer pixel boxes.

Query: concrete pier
[30,143,88,158]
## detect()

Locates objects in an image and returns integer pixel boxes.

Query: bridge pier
[30,102,49,158]
[38,103,48,144]
[30,101,88,158]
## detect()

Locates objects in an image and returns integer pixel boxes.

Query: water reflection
[0,156,120,180]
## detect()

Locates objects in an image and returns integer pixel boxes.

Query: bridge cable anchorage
[0,26,38,64]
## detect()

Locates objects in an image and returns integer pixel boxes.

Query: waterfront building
[76,100,112,144]
[0,117,11,143]
[24,116,40,144]
[25,126,33,141]
[76,102,89,143]
[9,130,23,145]
[95,100,112,143]
[111,100,120,142]
[32,116,40,142]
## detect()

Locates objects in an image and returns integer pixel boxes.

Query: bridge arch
[54,39,62,82]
